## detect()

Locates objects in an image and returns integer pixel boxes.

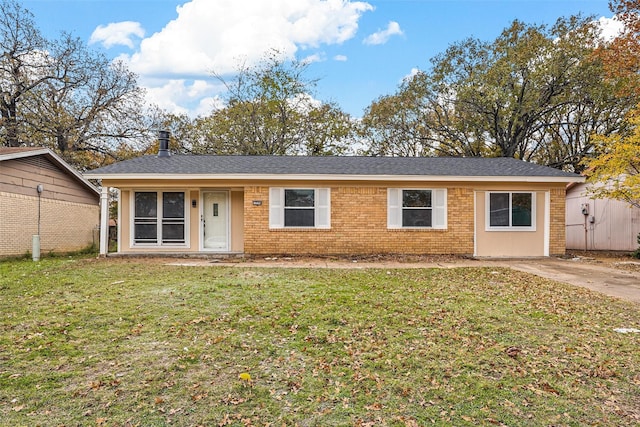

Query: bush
[634,232,640,259]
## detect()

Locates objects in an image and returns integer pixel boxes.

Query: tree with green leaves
[584,108,640,208]
[0,0,150,169]
[361,16,637,171]
[582,0,640,209]
[173,51,357,156]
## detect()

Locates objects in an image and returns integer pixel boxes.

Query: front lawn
[0,257,638,426]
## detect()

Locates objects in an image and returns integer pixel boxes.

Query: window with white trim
[388,188,447,229]
[269,188,330,229]
[133,191,186,245]
[486,192,535,230]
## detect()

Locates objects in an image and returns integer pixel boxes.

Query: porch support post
[99,186,109,256]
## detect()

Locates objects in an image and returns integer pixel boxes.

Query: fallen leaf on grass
[505,346,522,358]
[540,382,560,395]
[221,395,248,405]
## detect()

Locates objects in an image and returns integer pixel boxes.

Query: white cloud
[334,54,348,62]
[194,96,226,116]
[302,53,326,64]
[597,16,624,42]
[142,78,223,116]
[288,93,323,114]
[363,21,403,46]
[401,67,422,83]
[89,21,145,49]
[121,0,373,77]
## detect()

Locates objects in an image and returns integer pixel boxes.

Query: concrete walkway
[167,256,640,304]
[502,258,640,304]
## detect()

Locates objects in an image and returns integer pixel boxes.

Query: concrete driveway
[169,255,640,304]
[497,258,640,304]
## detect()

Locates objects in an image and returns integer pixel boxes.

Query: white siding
[566,183,640,251]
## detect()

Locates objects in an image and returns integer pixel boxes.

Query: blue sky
[23,0,615,118]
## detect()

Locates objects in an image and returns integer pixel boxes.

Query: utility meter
[581,204,589,216]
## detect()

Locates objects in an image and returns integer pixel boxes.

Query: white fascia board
[84,173,586,184]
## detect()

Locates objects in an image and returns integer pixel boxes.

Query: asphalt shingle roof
[84,155,580,179]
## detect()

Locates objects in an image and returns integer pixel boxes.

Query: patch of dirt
[247,253,474,265]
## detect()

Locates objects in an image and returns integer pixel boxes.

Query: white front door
[202,191,229,251]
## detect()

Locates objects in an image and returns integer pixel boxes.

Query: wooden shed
[0,147,100,257]
[566,182,640,251]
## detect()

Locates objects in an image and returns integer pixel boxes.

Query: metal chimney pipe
[158,130,170,157]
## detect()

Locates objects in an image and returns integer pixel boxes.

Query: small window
[133,191,186,245]
[487,192,535,230]
[162,192,185,243]
[269,188,330,229]
[134,192,158,243]
[388,188,447,229]
[402,190,432,227]
[285,189,315,227]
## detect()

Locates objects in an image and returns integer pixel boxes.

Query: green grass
[1,257,639,426]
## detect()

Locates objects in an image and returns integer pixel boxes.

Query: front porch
[98,186,244,256]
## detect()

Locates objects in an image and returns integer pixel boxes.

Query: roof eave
[3,148,100,196]
[83,172,585,184]
[0,148,49,161]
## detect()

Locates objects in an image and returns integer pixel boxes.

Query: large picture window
[388,188,447,229]
[269,188,330,229]
[133,191,186,245]
[487,192,535,230]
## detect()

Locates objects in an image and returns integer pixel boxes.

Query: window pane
[489,193,509,227]
[163,192,184,218]
[285,189,315,207]
[134,223,157,242]
[512,193,532,226]
[402,209,432,227]
[284,208,315,227]
[162,223,185,242]
[403,190,431,207]
[135,192,157,218]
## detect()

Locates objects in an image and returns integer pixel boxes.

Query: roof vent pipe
[158,130,170,157]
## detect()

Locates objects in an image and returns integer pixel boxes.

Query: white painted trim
[485,191,537,232]
[544,191,550,256]
[129,190,190,249]
[473,191,478,257]
[116,189,122,254]
[387,188,447,230]
[99,186,109,256]
[269,187,331,229]
[84,172,585,184]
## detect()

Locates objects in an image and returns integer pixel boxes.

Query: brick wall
[0,191,99,257]
[549,187,567,256]
[243,186,476,256]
